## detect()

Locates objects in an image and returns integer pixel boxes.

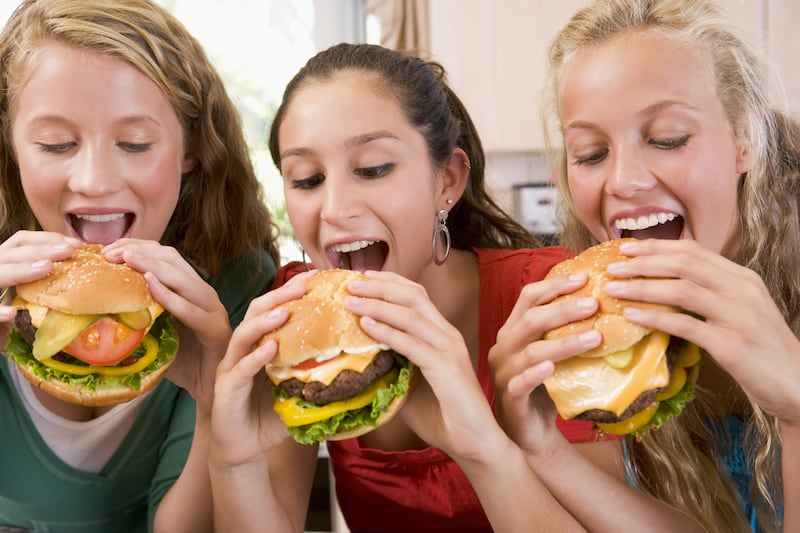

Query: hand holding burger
[6,244,178,405]
[261,269,418,444]
[542,239,702,436]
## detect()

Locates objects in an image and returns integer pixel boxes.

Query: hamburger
[542,239,701,436]
[261,269,418,445]
[5,244,178,406]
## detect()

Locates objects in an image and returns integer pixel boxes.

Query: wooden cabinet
[427,0,800,154]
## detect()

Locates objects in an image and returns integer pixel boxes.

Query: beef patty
[277,349,398,405]
[13,309,36,346]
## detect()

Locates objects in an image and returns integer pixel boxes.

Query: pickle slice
[115,308,152,331]
[32,310,100,360]
[604,347,635,369]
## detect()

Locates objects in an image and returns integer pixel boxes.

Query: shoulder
[207,247,278,327]
[271,261,309,289]
[475,246,572,284]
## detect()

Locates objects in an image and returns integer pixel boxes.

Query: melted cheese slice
[267,348,381,386]
[545,331,671,419]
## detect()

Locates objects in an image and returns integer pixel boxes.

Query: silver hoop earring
[432,209,451,265]
[301,249,311,272]
[0,287,8,304]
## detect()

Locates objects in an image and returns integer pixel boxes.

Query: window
[0,0,365,263]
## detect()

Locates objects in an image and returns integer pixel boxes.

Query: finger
[217,340,278,387]
[348,293,461,359]
[507,360,555,399]
[608,239,745,292]
[240,278,309,322]
[493,329,600,391]
[217,308,288,373]
[347,275,448,327]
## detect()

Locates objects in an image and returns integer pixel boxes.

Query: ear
[436,148,470,211]
[181,152,199,174]
[733,119,752,175]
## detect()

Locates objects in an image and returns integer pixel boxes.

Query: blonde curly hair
[542,0,799,531]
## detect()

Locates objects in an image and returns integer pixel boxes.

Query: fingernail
[31,260,50,270]
[568,274,587,283]
[623,307,642,320]
[606,262,626,274]
[579,330,601,345]
[344,295,362,307]
[576,297,597,310]
[0,307,15,320]
[605,281,624,293]
[348,280,365,290]
[266,308,286,320]
[619,241,638,253]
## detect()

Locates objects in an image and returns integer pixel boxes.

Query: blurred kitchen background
[0,1,795,531]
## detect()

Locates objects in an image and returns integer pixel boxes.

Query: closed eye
[355,163,393,178]
[117,142,152,153]
[572,149,608,165]
[37,142,75,154]
[650,135,689,149]
[291,173,324,190]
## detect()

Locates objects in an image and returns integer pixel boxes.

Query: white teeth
[74,213,126,222]
[331,240,375,253]
[614,212,676,231]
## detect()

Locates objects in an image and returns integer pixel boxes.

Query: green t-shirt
[0,248,276,533]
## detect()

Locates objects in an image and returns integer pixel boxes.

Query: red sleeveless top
[275,248,608,533]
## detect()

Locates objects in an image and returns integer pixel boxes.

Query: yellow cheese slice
[267,348,380,386]
[273,369,398,426]
[546,331,671,419]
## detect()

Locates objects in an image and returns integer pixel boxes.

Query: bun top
[261,269,389,368]
[16,244,155,315]
[543,239,675,358]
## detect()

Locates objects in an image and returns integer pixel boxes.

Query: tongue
[73,218,129,245]
[625,217,683,240]
[342,243,387,272]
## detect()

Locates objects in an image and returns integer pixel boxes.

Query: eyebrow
[28,114,162,128]
[279,129,399,161]
[563,100,700,133]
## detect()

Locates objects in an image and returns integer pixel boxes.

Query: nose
[320,172,361,224]
[603,146,657,199]
[67,143,124,197]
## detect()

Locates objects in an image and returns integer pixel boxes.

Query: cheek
[568,177,602,223]
[284,192,318,243]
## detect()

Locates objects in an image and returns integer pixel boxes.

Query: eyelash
[355,163,393,178]
[36,142,152,154]
[290,163,394,189]
[572,135,690,166]
[116,142,152,153]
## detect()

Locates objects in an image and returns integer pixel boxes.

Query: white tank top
[8,363,147,473]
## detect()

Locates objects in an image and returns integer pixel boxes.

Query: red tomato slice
[63,316,146,365]
[293,357,325,371]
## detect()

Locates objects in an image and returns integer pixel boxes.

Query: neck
[418,248,480,363]
[33,387,112,421]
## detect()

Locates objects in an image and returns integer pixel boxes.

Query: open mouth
[68,213,134,244]
[614,212,684,240]
[326,240,388,272]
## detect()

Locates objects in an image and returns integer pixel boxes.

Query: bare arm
[782,420,800,532]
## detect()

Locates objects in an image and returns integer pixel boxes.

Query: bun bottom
[15,359,174,406]
[323,364,420,442]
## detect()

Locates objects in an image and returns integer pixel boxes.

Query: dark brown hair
[269,42,537,250]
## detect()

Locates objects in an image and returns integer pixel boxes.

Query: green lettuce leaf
[632,360,703,437]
